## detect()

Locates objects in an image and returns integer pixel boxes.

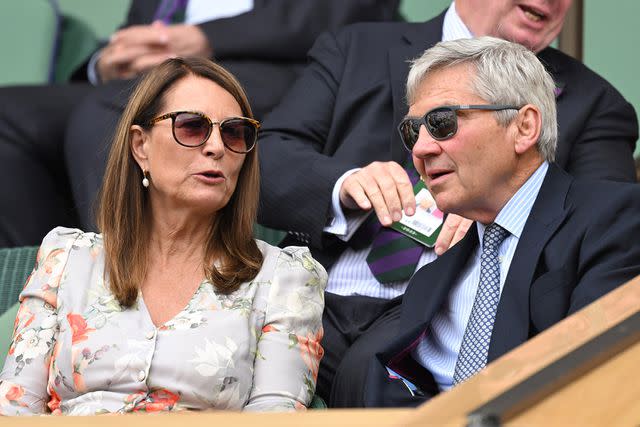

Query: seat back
[0,0,59,85]
[0,246,38,315]
[0,246,38,370]
[54,0,131,82]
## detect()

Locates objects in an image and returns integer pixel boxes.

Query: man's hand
[435,213,473,255]
[96,21,211,83]
[339,161,415,226]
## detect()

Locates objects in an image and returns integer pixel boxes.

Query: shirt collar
[476,161,549,241]
[442,1,474,42]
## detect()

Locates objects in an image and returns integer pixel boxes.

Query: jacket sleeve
[257,28,363,249]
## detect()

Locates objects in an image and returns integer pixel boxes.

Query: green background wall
[583,0,640,155]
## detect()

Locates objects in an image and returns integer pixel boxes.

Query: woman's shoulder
[37,226,100,253]
[254,239,327,285]
[21,228,104,303]
[42,226,103,247]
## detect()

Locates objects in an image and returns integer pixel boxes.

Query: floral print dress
[0,227,327,415]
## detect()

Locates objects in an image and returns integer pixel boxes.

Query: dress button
[145,329,156,340]
[137,370,146,382]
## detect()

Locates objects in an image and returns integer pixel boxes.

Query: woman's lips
[194,170,225,184]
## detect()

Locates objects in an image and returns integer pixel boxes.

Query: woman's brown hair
[96,57,262,307]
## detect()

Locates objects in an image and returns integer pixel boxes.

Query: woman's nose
[202,125,225,158]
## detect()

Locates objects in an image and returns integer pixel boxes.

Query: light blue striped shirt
[324,2,472,298]
[413,162,549,390]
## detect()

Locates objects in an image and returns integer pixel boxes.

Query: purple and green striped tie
[365,159,424,284]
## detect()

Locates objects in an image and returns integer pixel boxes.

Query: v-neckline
[137,280,208,328]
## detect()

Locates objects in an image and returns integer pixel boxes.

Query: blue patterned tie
[453,223,509,384]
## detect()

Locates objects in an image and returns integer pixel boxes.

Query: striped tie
[154,0,189,24]
[365,159,423,283]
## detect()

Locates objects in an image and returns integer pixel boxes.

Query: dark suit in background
[0,0,399,245]
[257,11,638,405]
[363,164,640,407]
[259,13,637,259]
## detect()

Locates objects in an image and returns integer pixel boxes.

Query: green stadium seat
[0,1,58,85]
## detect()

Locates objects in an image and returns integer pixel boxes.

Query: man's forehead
[408,68,484,115]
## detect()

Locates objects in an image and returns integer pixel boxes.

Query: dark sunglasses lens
[399,119,421,150]
[220,119,257,153]
[174,113,210,146]
[426,108,457,140]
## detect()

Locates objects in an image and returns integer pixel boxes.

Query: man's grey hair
[406,36,557,162]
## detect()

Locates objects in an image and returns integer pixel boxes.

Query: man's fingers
[339,177,372,211]
[339,161,416,226]
[111,23,169,47]
[435,214,472,255]
[355,170,392,225]
[451,218,473,246]
[130,52,176,74]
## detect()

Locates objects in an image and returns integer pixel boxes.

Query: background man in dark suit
[256,0,638,406]
[0,0,399,246]
[363,36,640,408]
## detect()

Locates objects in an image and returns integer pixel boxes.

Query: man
[256,0,638,405]
[362,36,640,407]
[0,0,399,245]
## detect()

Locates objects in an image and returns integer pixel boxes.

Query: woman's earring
[142,170,150,188]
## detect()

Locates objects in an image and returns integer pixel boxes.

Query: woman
[0,57,326,415]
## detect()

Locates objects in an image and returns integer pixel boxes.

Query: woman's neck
[147,210,213,269]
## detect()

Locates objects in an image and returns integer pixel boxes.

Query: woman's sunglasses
[397,104,521,151]
[147,111,260,153]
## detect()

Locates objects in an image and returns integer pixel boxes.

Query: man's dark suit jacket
[71,0,400,117]
[258,12,638,268]
[362,164,640,407]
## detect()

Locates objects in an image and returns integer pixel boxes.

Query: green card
[390,180,443,247]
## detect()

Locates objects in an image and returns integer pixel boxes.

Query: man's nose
[412,125,442,158]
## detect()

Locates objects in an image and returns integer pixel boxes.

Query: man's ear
[513,105,542,155]
[130,125,150,170]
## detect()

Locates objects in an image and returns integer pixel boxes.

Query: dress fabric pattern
[0,227,327,415]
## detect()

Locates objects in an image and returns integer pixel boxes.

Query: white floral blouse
[0,227,327,415]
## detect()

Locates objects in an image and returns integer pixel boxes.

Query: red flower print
[130,389,180,412]
[262,324,279,334]
[5,385,24,401]
[47,386,62,414]
[297,328,324,382]
[67,313,95,344]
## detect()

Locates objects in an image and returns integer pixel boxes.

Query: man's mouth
[425,168,453,181]
[520,5,547,22]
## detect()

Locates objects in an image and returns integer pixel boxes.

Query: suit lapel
[388,14,445,163]
[381,227,479,370]
[488,164,573,361]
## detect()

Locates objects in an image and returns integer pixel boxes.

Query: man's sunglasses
[397,105,521,151]
[147,111,260,153]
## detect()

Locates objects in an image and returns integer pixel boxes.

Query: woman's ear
[130,125,150,170]
[513,105,542,156]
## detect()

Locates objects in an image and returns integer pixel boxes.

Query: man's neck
[454,0,498,37]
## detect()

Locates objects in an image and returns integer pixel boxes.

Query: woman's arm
[0,229,73,415]
[244,247,327,411]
